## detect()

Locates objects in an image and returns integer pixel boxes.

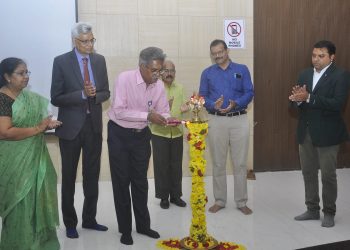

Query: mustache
[163,75,174,80]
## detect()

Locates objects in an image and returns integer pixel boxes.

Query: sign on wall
[224,19,245,49]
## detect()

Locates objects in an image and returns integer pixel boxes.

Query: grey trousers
[208,114,250,208]
[299,130,339,215]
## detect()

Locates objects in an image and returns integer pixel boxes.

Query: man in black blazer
[51,22,110,238]
[289,40,350,227]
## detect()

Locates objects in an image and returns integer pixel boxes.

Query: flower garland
[157,121,246,250]
[186,122,210,244]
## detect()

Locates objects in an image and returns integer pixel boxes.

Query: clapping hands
[289,84,309,102]
[214,95,236,113]
[180,101,190,113]
[84,82,96,97]
[37,116,62,132]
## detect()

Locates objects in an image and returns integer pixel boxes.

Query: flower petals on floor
[157,239,246,250]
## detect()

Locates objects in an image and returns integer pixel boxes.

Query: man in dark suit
[289,40,350,227]
[51,22,110,238]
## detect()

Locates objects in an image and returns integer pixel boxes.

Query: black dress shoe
[160,199,170,209]
[170,197,187,207]
[120,233,133,245]
[137,228,160,239]
[82,223,108,231]
[66,228,79,238]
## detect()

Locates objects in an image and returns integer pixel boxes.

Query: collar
[136,68,156,88]
[74,48,90,62]
[213,60,233,70]
[313,62,332,75]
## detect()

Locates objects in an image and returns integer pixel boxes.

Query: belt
[114,122,147,133]
[208,110,247,117]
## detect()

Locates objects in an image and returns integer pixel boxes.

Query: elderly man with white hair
[51,22,110,239]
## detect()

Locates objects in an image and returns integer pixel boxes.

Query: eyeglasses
[145,65,164,77]
[76,38,96,46]
[152,70,164,77]
[211,49,226,57]
[13,70,31,77]
[162,69,176,74]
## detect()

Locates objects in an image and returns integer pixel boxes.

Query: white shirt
[312,63,332,91]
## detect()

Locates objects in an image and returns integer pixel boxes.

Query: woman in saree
[0,57,62,250]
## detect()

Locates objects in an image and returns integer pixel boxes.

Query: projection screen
[0,0,77,116]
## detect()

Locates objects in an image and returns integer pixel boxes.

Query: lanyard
[148,100,152,112]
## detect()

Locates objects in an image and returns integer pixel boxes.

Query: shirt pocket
[230,76,244,93]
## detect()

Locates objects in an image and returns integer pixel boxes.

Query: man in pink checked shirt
[107,47,174,245]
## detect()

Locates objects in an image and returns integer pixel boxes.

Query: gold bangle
[35,126,41,133]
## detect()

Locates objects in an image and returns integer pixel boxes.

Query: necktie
[82,57,91,112]
[82,57,90,84]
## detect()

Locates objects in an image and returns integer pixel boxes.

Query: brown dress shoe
[208,204,224,213]
[238,206,253,215]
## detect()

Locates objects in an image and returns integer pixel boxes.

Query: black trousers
[59,115,102,228]
[107,121,151,234]
[151,134,183,200]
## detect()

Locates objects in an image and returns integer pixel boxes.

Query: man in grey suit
[51,22,110,238]
[289,40,350,227]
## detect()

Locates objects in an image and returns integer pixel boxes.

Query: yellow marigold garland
[157,121,246,250]
[186,122,209,243]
